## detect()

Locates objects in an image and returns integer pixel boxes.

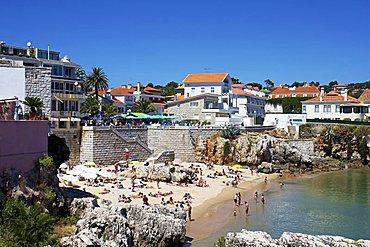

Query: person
[143,195,149,206]
[264,176,268,184]
[156,178,160,189]
[261,194,265,205]
[251,169,254,176]
[245,201,249,215]
[125,148,129,161]
[237,192,242,205]
[233,209,237,216]
[280,182,285,189]
[234,193,238,206]
[161,197,166,205]
[254,191,258,201]
[186,203,192,221]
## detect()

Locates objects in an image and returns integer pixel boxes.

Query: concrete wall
[0,67,25,100]
[0,120,48,173]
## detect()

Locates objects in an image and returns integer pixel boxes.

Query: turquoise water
[193,168,370,246]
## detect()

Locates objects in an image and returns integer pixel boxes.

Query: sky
[2,0,370,87]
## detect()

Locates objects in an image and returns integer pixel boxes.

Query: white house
[302,89,369,121]
[183,73,232,106]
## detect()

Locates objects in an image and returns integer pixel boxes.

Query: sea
[192,168,370,246]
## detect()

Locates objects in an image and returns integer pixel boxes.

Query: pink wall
[0,121,48,173]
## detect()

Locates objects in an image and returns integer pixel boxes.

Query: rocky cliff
[194,132,312,171]
[135,163,196,183]
[61,198,186,247]
[225,230,370,247]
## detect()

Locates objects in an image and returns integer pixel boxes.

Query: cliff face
[194,132,312,169]
[62,198,186,247]
[225,230,370,247]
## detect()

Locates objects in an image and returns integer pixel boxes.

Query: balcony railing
[51,111,80,118]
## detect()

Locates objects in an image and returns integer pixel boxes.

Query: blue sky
[2,0,370,87]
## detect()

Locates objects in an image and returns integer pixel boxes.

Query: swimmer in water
[261,194,265,205]
[245,201,249,215]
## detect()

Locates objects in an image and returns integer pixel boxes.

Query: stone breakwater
[61,198,186,247]
[225,230,370,247]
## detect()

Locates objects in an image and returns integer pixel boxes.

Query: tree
[329,81,338,87]
[146,82,154,88]
[76,68,92,94]
[132,100,157,114]
[291,82,305,87]
[103,104,118,117]
[80,96,99,115]
[264,79,274,89]
[0,200,54,247]
[246,83,263,90]
[162,81,178,96]
[231,77,242,84]
[23,96,44,119]
[86,67,109,100]
[309,81,320,87]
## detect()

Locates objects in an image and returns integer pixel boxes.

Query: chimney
[136,82,141,91]
[320,88,324,102]
[343,89,348,101]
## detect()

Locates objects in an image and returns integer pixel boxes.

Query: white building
[302,89,369,121]
[183,73,232,106]
[263,113,306,133]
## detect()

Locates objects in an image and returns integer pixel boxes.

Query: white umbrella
[98,171,114,178]
[80,171,97,179]
[84,167,98,174]
[59,163,68,169]
[60,174,79,183]
[66,169,82,176]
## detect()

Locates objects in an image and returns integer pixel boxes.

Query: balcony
[51,111,80,118]
[52,92,86,99]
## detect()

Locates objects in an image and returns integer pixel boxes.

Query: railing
[51,111,80,118]
[307,119,370,126]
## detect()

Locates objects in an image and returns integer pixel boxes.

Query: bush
[37,155,54,169]
[299,123,313,138]
[215,236,226,247]
[343,118,352,121]
[221,126,241,139]
[0,200,55,247]
[43,190,56,203]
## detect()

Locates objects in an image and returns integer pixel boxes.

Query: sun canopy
[59,163,68,169]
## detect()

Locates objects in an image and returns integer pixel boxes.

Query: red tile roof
[358,89,370,102]
[304,95,358,103]
[143,86,161,93]
[232,87,252,95]
[111,87,136,95]
[271,85,320,95]
[183,73,229,83]
[232,84,245,88]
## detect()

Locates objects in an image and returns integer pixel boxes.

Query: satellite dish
[26,42,32,47]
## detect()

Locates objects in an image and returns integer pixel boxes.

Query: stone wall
[24,67,51,117]
[147,127,222,162]
[52,129,81,163]
[285,139,314,155]
[80,126,152,164]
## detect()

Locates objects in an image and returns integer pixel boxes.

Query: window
[51,100,56,111]
[303,94,307,97]
[302,105,306,113]
[324,105,331,112]
[201,87,205,93]
[191,88,195,94]
[58,121,66,128]
[189,102,199,108]
[343,107,352,113]
[70,121,77,128]
[314,105,319,113]
[335,105,340,112]
[65,67,74,78]
[70,101,78,111]
[292,94,296,97]
[211,87,215,93]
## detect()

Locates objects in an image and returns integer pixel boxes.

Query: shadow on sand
[62,187,95,199]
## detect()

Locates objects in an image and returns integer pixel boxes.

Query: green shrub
[214,236,226,247]
[38,155,54,169]
[222,126,241,139]
[343,118,352,121]
[0,200,54,247]
[43,190,56,203]
[299,123,313,138]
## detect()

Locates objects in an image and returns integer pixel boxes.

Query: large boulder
[63,199,186,247]
[135,164,196,183]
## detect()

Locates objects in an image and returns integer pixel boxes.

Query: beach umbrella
[59,163,68,169]
[98,171,114,178]
[84,161,97,167]
[80,171,97,179]
[60,174,79,183]
[232,164,243,169]
[84,167,98,174]
[66,169,83,176]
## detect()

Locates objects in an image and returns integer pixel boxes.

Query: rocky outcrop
[225,230,370,247]
[135,163,196,183]
[194,132,312,170]
[62,198,186,247]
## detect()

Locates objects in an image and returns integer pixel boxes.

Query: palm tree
[80,96,99,116]
[86,67,108,100]
[132,100,157,114]
[103,104,118,117]
[23,96,44,119]
[76,68,92,94]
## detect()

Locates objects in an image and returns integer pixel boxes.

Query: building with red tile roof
[269,85,320,99]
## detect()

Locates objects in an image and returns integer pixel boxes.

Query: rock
[225,230,370,247]
[136,163,195,183]
[257,162,275,174]
[69,197,98,217]
[63,199,186,247]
